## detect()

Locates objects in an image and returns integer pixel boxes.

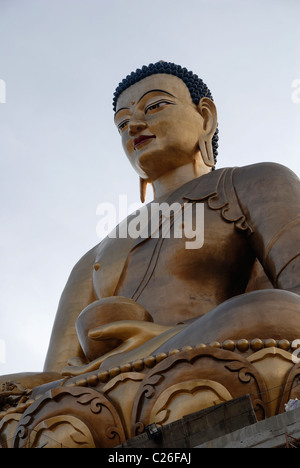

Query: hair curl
[113,61,219,167]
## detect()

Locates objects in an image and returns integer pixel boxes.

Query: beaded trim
[65,338,299,389]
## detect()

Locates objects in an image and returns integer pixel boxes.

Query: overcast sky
[0,0,299,376]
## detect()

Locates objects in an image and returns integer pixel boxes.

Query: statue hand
[76,296,154,362]
[89,320,172,357]
[62,320,174,377]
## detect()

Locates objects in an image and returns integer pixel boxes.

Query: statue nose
[128,119,147,136]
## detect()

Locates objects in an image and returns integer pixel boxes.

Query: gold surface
[1,67,300,448]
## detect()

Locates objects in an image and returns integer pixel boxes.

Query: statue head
[113,61,219,201]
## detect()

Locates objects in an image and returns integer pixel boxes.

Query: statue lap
[2,289,300,447]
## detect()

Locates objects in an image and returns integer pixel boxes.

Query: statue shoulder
[232,162,300,216]
[234,162,300,188]
[231,162,300,238]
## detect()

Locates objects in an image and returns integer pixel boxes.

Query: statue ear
[197,97,218,168]
[198,97,218,135]
[140,178,148,203]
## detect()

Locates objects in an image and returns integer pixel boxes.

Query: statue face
[114,74,205,181]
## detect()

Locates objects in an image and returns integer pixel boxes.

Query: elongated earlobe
[140,178,148,203]
[198,137,215,168]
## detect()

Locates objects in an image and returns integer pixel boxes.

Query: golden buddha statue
[1,61,300,448]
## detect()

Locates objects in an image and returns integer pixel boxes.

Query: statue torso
[92,168,255,325]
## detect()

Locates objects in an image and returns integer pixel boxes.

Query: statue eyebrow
[114,89,176,118]
[114,107,130,118]
[137,89,176,104]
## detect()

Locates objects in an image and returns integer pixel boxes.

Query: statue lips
[134,134,156,150]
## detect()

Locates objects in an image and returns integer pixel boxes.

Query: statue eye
[145,100,172,114]
[118,120,129,133]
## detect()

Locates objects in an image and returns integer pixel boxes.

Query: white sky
[0,0,299,375]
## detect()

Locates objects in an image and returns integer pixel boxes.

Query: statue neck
[152,162,211,201]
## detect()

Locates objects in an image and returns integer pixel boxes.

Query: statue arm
[233,162,300,295]
[43,245,98,373]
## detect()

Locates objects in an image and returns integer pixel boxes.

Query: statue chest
[92,203,254,325]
